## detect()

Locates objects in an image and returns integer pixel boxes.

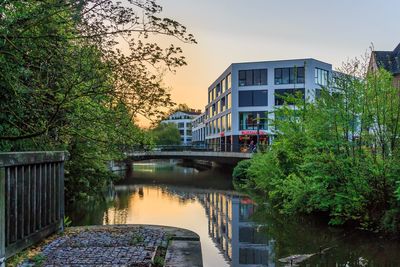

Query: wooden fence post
[0,167,5,267]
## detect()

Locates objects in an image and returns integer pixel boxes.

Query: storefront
[238,130,269,152]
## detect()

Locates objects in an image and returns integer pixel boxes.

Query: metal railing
[0,151,67,265]
[128,143,269,154]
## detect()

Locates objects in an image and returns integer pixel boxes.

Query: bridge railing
[0,151,67,266]
[128,143,270,154]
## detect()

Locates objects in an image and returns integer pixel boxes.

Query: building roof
[373,42,400,74]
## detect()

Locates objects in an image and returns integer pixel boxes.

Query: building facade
[191,112,206,146]
[161,111,200,145]
[204,58,334,151]
[369,42,400,87]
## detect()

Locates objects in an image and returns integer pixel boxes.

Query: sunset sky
[142,0,400,126]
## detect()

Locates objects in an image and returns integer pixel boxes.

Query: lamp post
[256,113,260,150]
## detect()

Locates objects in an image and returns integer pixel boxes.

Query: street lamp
[256,113,260,149]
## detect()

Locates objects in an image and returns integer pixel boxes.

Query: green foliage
[150,123,181,146]
[0,1,195,201]
[235,64,400,233]
[63,216,72,228]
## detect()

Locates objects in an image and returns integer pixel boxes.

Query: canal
[67,160,400,267]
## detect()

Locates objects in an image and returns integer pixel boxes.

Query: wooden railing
[0,152,67,266]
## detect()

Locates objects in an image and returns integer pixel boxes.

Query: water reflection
[67,161,400,267]
[200,192,274,266]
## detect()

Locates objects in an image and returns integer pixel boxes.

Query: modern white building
[204,58,334,151]
[161,110,201,145]
[191,112,206,146]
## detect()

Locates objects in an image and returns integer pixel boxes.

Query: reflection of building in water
[201,192,275,267]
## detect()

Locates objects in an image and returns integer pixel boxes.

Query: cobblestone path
[35,225,169,267]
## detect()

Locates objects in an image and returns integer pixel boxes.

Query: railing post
[59,162,65,232]
[0,167,5,267]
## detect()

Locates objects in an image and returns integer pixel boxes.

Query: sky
[141,0,400,126]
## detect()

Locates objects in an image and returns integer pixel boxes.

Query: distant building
[191,112,206,146]
[369,42,400,86]
[161,110,201,145]
[204,58,336,151]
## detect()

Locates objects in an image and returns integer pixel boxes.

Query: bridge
[124,145,255,165]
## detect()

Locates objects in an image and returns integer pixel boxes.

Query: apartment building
[204,58,334,151]
[191,112,206,146]
[161,110,201,145]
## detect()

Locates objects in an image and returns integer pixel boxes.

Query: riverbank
[14,225,202,267]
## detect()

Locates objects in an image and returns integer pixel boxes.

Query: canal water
[67,160,400,267]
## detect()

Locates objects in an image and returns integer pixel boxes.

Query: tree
[0,0,195,201]
[150,123,181,146]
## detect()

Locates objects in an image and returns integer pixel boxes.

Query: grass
[130,233,145,245]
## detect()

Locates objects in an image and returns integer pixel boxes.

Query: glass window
[179,129,185,135]
[260,69,268,85]
[239,91,253,107]
[227,93,231,109]
[253,69,261,85]
[275,69,282,84]
[282,68,290,84]
[275,88,305,105]
[221,116,226,132]
[243,70,252,86]
[253,90,268,106]
[239,69,267,86]
[227,113,232,131]
[239,70,246,86]
[186,122,192,128]
[216,83,221,97]
[315,68,329,86]
[239,90,268,107]
[227,73,232,89]
[239,112,268,130]
[178,122,184,128]
[221,78,226,93]
[297,67,305,83]
[315,88,322,98]
[275,67,305,84]
[220,97,225,112]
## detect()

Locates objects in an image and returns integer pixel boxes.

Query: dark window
[297,67,305,83]
[239,91,253,107]
[253,69,261,85]
[216,83,221,96]
[239,70,246,86]
[253,90,268,106]
[315,88,322,99]
[179,129,184,135]
[275,88,305,105]
[239,90,268,107]
[275,67,305,84]
[245,70,253,86]
[239,69,268,86]
[274,69,282,84]
[282,68,290,84]
[260,69,268,85]
[178,122,185,128]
